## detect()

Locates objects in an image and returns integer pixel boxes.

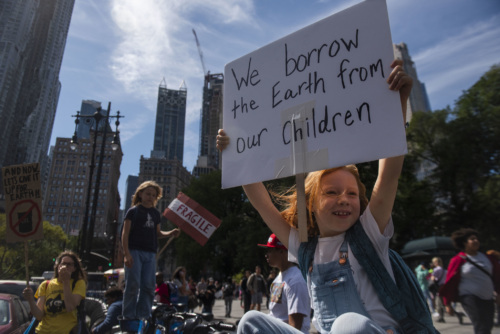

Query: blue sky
[52,0,500,209]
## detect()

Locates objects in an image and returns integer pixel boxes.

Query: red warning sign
[9,199,42,238]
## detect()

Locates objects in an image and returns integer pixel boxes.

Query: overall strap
[346,221,438,334]
[346,221,406,320]
[339,238,349,265]
[298,235,318,281]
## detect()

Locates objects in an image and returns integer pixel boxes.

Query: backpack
[223,283,234,297]
[246,274,255,292]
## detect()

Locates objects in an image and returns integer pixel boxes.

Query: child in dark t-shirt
[121,181,180,320]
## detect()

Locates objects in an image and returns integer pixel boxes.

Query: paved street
[210,297,500,333]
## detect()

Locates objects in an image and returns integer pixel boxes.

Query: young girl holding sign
[121,181,180,323]
[217,59,437,333]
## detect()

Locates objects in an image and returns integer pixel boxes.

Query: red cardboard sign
[163,192,221,246]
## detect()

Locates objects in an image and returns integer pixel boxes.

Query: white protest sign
[221,0,407,189]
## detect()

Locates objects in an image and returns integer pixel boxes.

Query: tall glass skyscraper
[151,80,187,163]
[0,0,75,206]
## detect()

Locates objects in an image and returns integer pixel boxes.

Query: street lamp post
[70,102,123,265]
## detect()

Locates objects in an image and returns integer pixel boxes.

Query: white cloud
[413,15,500,108]
[106,0,260,162]
[108,0,255,97]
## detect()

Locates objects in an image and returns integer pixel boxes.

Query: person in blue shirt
[92,287,123,334]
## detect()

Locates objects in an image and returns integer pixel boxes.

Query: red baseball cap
[258,234,287,250]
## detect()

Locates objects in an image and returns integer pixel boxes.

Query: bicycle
[113,302,236,334]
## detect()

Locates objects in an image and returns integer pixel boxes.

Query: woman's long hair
[172,266,186,281]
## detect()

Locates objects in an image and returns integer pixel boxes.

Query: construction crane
[192,29,207,76]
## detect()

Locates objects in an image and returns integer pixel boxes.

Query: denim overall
[300,221,438,334]
[309,238,371,333]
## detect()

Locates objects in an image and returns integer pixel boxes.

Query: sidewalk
[210,297,500,333]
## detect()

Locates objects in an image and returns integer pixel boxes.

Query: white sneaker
[432,312,440,318]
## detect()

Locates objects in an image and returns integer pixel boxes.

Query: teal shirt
[414,265,430,291]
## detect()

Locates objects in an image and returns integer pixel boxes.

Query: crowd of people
[21,179,500,334]
[22,241,500,334]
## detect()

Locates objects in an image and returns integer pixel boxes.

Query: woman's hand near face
[58,264,72,283]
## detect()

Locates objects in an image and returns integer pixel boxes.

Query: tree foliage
[0,216,70,279]
[407,64,500,249]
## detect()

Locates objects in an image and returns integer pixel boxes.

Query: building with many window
[151,81,187,162]
[43,133,122,238]
[193,73,224,177]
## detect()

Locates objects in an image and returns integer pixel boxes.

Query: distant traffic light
[108,262,112,267]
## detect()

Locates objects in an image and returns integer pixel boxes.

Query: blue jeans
[237,311,392,334]
[123,249,156,319]
[422,288,436,312]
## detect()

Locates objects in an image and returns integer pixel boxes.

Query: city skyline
[49,0,500,208]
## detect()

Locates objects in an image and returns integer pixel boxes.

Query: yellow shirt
[34,278,86,334]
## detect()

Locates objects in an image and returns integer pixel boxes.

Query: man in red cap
[257,233,311,333]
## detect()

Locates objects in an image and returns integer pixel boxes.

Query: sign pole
[24,241,29,285]
[291,114,309,242]
[296,174,308,242]
[156,236,175,267]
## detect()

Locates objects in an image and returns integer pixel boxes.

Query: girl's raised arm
[242,182,292,248]
[370,59,412,233]
[217,129,292,247]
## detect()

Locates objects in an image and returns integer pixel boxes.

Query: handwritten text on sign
[1,163,43,242]
[163,192,221,246]
[221,0,407,188]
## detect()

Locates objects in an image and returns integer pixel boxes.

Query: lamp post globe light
[70,102,123,266]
